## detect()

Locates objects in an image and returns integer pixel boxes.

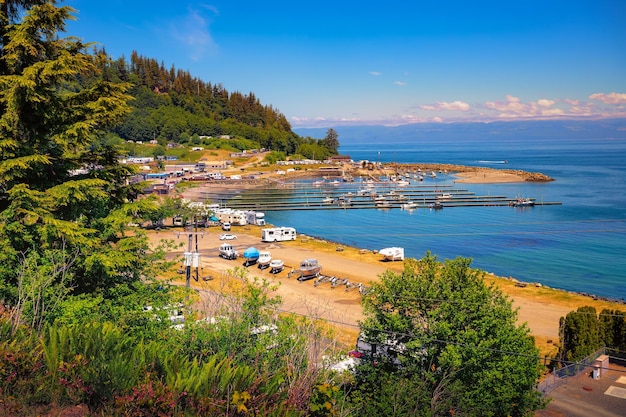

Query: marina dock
[198,180,562,211]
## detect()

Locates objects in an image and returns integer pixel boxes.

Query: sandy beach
[149,221,622,356]
[150,160,620,356]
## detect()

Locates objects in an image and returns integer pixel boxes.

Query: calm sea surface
[262,138,626,301]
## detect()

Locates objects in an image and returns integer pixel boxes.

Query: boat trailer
[313,274,371,295]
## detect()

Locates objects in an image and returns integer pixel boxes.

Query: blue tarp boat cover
[243,247,260,259]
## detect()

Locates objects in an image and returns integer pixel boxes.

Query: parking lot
[536,362,626,417]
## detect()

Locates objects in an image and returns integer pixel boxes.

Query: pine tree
[0,1,152,301]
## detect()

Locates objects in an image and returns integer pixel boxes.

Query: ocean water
[262,137,626,301]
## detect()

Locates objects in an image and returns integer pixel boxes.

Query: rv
[215,209,248,226]
[261,227,297,242]
[246,210,266,226]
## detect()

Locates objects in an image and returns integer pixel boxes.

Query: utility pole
[176,229,204,288]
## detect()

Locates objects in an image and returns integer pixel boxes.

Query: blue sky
[64,0,626,127]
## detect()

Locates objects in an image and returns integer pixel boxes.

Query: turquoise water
[263,138,626,301]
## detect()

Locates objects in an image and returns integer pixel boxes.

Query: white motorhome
[261,227,297,242]
[215,209,248,226]
[246,210,266,226]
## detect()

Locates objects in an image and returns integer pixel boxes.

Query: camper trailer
[261,227,297,242]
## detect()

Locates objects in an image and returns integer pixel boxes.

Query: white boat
[396,179,410,187]
[243,247,260,266]
[379,247,404,261]
[437,193,452,199]
[376,200,392,208]
[511,198,535,207]
[269,259,284,273]
[401,201,419,210]
[292,259,322,281]
[218,243,238,260]
[323,196,334,204]
[258,251,272,269]
[336,195,352,206]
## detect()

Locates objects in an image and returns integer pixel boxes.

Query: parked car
[222,222,231,231]
[220,233,237,240]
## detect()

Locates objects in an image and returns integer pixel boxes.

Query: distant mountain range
[294,118,626,144]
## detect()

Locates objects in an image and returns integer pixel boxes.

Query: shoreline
[149,222,624,357]
[160,161,622,356]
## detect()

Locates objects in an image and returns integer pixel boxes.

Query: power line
[301,312,626,373]
[190,276,626,373]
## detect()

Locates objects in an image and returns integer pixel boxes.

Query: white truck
[218,243,238,260]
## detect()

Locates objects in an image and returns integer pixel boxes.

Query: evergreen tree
[321,127,339,154]
[599,309,626,351]
[0,1,154,303]
[558,306,602,362]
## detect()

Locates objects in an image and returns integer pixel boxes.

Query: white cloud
[393,81,406,86]
[421,101,470,112]
[481,95,621,119]
[290,116,310,123]
[541,108,565,116]
[169,6,219,61]
[537,99,555,107]
[589,92,626,105]
[291,93,626,128]
[200,4,220,15]
[369,71,382,76]
[484,95,538,118]
[399,114,427,123]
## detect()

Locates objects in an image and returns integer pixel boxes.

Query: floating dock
[200,180,561,211]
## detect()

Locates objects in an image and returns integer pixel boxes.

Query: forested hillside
[96,50,317,155]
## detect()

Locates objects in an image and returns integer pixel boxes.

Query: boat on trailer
[379,247,404,261]
[243,247,260,266]
[258,251,272,269]
[269,259,284,273]
[291,259,322,281]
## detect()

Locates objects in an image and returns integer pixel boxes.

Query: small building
[151,184,170,195]
[328,155,351,164]
[592,354,610,379]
